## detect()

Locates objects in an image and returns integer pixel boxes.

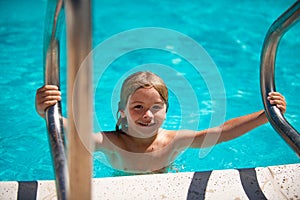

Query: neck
[125,128,161,147]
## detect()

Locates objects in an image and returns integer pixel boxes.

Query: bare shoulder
[158,129,192,146]
[158,129,181,143]
[163,129,208,149]
[94,130,127,151]
[159,129,176,137]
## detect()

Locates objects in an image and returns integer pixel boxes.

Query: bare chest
[104,144,180,173]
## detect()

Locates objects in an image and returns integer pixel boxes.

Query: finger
[276,104,286,114]
[41,90,61,98]
[36,86,59,100]
[267,94,285,103]
[36,94,61,107]
[268,96,287,113]
[36,87,60,99]
[37,85,59,93]
[267,96,285,102]
[36,96,60,109]
[276,104,286,109]
[269,99,286,106]
[42,95,62,101]
[268,91,280,94]
[35,91,61,110]
[268,91,284,97]
[268,91,283,96]
[43,85,59,90]
[43,100,59,106]
[37,100,58,111]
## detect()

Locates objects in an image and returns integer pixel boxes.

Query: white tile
[0,181,18,200]
[1,163,299,200]
[268,164,300,200]
[205,169,249,200]
[36,180,57,200]
[92,172,194,200]
[255,167,285,200]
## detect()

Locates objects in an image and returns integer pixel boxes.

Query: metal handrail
[43,0,68,199]
[260,1,300,156]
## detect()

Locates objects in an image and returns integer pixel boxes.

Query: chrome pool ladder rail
[260,1,300,156]
[44,0,69,199]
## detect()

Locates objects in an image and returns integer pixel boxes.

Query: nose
[143,109,154,119]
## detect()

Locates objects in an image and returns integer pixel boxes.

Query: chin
[130,124,160,138]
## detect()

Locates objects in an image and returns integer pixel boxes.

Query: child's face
[121,87,167,138]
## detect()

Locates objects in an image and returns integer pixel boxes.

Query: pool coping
[1,163,299,199]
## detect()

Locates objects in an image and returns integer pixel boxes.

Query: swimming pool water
[0,0,300,181]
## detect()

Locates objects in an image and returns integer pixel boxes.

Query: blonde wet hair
[116,71,169,131]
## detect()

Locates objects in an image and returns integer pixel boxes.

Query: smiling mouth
[137,121,155,127]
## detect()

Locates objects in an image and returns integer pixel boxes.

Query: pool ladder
[44,0,92,199]
[260,0,300,156]
[44,0,67,199]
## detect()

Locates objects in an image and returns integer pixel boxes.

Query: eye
[133,105,143,110]
[152,104,163,110]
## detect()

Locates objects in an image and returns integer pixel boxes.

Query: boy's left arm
[217,92,286,143]
[189,92,286,148]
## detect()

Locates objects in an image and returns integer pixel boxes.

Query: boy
[36,71,286,173]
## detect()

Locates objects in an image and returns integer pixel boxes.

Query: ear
[163,112,167,121]
[120,110,126,118]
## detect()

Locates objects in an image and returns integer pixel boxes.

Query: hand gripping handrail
[43,0,68,199]
[260,1,300,156]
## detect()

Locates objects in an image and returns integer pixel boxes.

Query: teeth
[138,122,153,126]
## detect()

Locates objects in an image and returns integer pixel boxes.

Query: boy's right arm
[36,85,107,150]
[35,85,61,118]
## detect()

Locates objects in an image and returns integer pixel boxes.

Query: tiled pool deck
[1,163,299,199]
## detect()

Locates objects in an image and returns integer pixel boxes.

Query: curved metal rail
[260,1,300,156]
[43,0,68,199]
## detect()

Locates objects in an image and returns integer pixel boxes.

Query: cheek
[127,109,140,121]
[120,109,133,121]
[155,110,167,121]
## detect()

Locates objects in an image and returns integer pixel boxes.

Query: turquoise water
[0,0,300,181]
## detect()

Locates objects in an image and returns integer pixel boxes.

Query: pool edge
[1,163,299,199]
